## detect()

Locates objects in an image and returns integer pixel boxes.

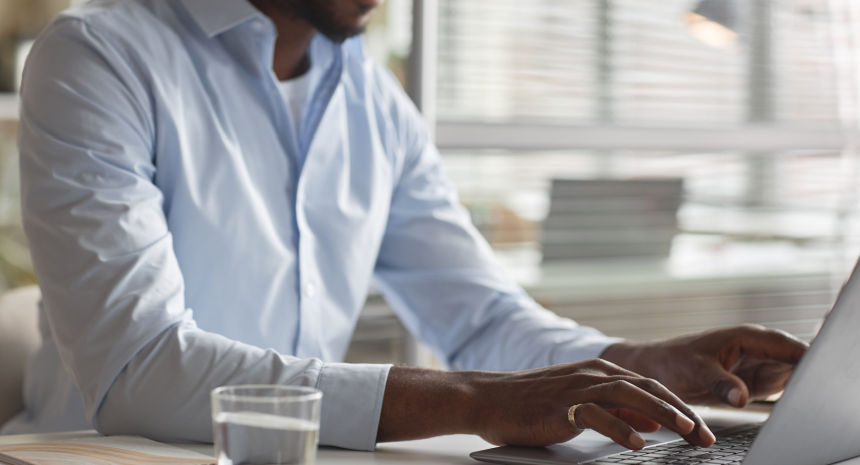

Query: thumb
[704,363,749,408]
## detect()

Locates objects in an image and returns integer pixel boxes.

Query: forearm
[376,283,621,373]
[99,323,389,451]
[98,323,324,441]
[445,295,624,372]
[377,366,477,442]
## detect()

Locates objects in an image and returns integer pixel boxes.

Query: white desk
[0,430,486,465]
[1,408,857,464]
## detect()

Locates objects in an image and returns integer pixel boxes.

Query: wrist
[456,369,511,440]
[600,341,652,377]
[432,369,482,435]
[454,370,483,435]
[378,367,480,442]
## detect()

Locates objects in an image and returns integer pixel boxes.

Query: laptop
[472,258,860,465]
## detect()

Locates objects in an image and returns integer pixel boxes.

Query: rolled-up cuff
[316,362,392,451]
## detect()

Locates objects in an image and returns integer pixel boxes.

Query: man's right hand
[377,360,715,450]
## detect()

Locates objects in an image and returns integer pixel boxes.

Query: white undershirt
[277,70,312,139]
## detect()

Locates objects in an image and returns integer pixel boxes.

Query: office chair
[0,285,42,427]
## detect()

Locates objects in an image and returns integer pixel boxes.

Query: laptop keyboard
[584,424,762,465]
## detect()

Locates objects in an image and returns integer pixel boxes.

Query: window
[429,0,860,343]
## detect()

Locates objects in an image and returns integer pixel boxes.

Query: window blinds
[433,0,860,343]
[436,0,843,125]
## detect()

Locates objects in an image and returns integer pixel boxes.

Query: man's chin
[319,24,367,43]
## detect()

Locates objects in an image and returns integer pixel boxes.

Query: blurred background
[1,0,860,367]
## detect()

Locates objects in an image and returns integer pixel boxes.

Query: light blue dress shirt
[3,0,621,451]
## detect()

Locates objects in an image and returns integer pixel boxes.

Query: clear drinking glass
[212,385,322,465]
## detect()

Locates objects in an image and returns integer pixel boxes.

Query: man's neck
[248,0,317,81]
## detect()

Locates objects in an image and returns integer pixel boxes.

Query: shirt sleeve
[373,82,623,372]
[20,16,388,451]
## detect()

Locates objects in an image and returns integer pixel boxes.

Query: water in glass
[215,411,319,465]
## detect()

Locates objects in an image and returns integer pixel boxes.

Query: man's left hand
[601,325,809,408]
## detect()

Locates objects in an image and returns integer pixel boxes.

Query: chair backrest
[0,285,42,427]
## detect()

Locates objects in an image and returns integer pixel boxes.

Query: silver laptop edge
[472,257,860,465]
[743,259,860,465]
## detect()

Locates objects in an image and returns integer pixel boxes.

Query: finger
[575,403,647,450]
[729,326,809,365]
[583,380,692,435]
[702,361,750,408]
[735,359,795,399]
[607,408,661,433]
[622,377,716,447]
[583,379,714,447]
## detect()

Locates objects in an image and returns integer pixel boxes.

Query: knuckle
[739,323,766,334]
[608,380,633,395]
[653,398,673,412]
[588,359,611,371]
[600,358,622,369]
[764,327,794,340]
[638,378,661,391]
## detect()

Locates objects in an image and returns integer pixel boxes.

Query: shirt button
[304,283,317,299]
[252,20,265,31]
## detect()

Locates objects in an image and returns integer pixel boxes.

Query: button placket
[304,282,316,299]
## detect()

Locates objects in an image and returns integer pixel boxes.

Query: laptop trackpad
[471,410,761,465]
[471,428,682,465]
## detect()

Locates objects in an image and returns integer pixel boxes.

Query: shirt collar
[179,0,262,37]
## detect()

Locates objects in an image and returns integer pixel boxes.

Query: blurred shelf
[436,121,853,152]
[0,94,20,121]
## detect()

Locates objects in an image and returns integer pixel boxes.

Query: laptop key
[587,425,760,465]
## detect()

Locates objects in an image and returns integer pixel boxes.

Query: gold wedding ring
[568,404,584,429]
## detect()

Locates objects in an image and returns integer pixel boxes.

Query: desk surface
[0,408,856,465]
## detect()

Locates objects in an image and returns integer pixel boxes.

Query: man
[4,0,807,453]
